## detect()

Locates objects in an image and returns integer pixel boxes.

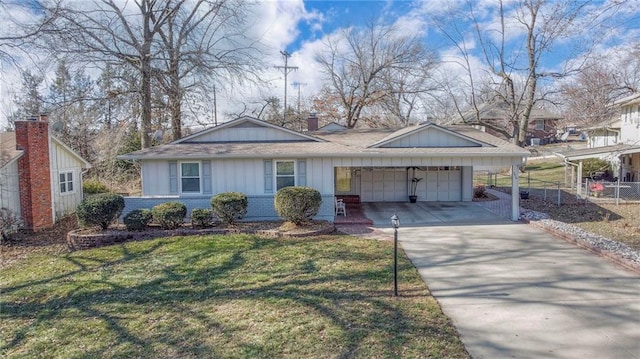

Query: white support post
[511,165,520,221]
[576,161,583,198]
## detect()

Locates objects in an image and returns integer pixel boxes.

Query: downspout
[49,132,56,225]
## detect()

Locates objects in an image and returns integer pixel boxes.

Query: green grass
[475,159,568,189]
[0,234,468,358]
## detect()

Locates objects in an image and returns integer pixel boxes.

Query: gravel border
[521,210,640,273]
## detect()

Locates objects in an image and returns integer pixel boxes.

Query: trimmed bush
[123,209,152,231]
[152,202,187,230]
[210,192,248,225]
[76,193,125,230]
[274,186,322,225]
[191,208,214,228]
[83,179,109,196]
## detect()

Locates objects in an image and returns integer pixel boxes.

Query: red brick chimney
[307,113,319,132]
[15,115,54,231]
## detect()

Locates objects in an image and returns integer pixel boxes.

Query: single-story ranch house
[118,116,529,222]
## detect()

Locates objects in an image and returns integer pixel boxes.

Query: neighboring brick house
[459,102,562,145]
[0,115,91,231]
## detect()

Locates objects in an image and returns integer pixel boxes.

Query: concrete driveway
[366,203,640,358]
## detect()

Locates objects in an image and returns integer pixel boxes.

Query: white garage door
[361,168,406,202]
[361,167,461,202]
[423,167,461,201]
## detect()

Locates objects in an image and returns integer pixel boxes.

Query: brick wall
[15,117,53,231]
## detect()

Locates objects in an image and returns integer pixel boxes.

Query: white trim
[179,161,202,194]
[58,170,76,195]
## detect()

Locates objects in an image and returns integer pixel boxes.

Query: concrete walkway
[363,199,640,358]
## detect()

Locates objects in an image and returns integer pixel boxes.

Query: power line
[274,50,298,122]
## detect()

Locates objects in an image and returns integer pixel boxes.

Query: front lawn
[0,234,468,358]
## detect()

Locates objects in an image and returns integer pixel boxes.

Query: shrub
[191,208,214,228]
[76,193,125,230]
[274,186,322,225]
[123,209,152,231]
[210,192,248,225]
[152,202,187,230]
[473,184,487,199]
[0,208,21,244]
[83,179,109,196]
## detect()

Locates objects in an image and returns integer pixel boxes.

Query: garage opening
[355,166,462,202]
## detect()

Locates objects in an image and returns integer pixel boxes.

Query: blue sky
[1,0,639,127]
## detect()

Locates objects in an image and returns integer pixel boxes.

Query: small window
[181,162,201,193]
[59,171,74,193]
[535,120,544,131]
[275,160,295,190]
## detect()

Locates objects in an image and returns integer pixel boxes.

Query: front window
[181,162,201,193]
[59,171,74,193]
[276,160,295,190]
[535,120,544,130]
[336,167,352,192]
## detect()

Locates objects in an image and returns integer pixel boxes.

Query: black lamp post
[391,213,400,296]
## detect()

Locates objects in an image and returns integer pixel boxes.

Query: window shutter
[297,159,306,186]
[264,159,273,193]
[169,161,178,194]
[202,160,212,194]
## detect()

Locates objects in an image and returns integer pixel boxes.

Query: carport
[555,144,640,197]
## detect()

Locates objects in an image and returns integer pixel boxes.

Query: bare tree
[315,19,434,128]
[379,57,439,126]
[153,0,261,140]
[42,0,177,148]
[438,0,623,146]
[0,0,62,64]
[560,59,636,128]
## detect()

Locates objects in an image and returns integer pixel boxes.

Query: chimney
[307,112,319,132]
[15,115,54,231]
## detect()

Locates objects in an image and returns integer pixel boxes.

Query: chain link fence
[475,170,640,205]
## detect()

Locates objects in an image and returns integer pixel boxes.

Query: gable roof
[0,132,23,169]
[175,116,325,144]
[120,121,529,161]
[51,136,92,169]
[368,123,486,148]
[317,122,348,132]
[0,131,91,170]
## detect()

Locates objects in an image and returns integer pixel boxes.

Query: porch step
[336,195,360,204]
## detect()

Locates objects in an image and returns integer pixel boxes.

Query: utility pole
[274,50,298,122]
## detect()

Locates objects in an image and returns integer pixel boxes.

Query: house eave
[119,151,529,161]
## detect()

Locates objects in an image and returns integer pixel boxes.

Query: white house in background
[556,93,640,194]
[0,115,91,231]
[118,116,529,222]
[584,118,621,148]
